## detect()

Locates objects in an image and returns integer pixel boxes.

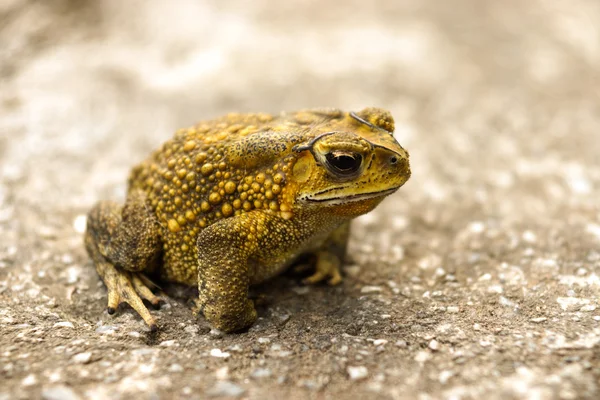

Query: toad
[85,107,410,332]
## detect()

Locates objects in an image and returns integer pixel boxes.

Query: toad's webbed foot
[297,222,349,286]
[99,261,162,331]
[300,250,343,286]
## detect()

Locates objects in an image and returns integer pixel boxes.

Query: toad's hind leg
[85,189,163,330]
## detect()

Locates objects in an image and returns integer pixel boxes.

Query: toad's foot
[299,250,343,286]
[98,260,162,331]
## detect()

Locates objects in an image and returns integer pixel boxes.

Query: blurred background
[1,0,599,216]
[1,1,600,399]
[1,0,599,225]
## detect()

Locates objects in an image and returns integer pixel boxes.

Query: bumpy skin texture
[85,107,411,332]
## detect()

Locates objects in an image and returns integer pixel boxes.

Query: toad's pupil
[326,153,362,172]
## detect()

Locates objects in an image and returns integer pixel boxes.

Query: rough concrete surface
[1,0,599,399]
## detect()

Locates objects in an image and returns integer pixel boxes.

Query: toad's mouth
[300,187,399,205]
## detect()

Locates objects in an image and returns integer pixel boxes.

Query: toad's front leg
[195,211,301,332]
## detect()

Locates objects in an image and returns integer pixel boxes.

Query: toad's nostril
[389,156,398,165]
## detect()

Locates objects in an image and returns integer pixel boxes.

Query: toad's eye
[325,151,363,177]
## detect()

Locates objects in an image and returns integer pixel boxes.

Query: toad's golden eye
[324,151,362,177]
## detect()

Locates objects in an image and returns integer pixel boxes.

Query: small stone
[586,223,600,240]
[209,328,224,337]
[42,385,81,400]
[357,213,378,227]
[300,378,327,391]
[184,325,199,335]
[210,348,230,358]
[392,216,409,230]
[95,325,117,334]
[53,321,74,329]
[499,296,515,307]
[48,370,61,383]
[271,349,292,358]
[469,221,485,233]
[65,266,80,284]
[395,340,408,348]
[522,230,537,243]
[22,374,37,386]
[131,348,157,357]
[530,317,547,323]
[373,339,388,346]
[72,352,92,364]
[159,340,177,347]
[587,251,600,262]
[345,265,361,277]
[439,370,453,385]
[228,344,243,352]
[523,248,535,256]
[446,306,459,313]
[391,245,405,260]
[169,364,184,373]
[207,381,245,398]
[250,368,272,379]
[487,285,503,294]
[127,331,141,338]
[415,351,431,363]
[276,313,290,323]
[538,258,558,268]
[361,286,383,294]
[38,226,58,239]
[428,339,440,351]
[292,286,310,295]
[347,366,368,380]
[251,345,263,354]
[418,254,442,269]
[215,366,229,380]
[557,297,583,311]
[257,337,271,344]
[139,364,154,375]
[73,215,87,234]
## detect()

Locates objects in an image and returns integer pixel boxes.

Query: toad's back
[126,110,343,284]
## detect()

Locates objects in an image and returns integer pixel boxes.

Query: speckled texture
[1,0,600,399]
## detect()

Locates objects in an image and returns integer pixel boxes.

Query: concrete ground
[1,0,599,399]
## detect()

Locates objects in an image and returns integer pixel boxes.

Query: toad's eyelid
[349,111,393,135]
[293,131,377,157]
[292,131,339,153]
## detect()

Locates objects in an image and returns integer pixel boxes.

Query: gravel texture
[1,0,599,399]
